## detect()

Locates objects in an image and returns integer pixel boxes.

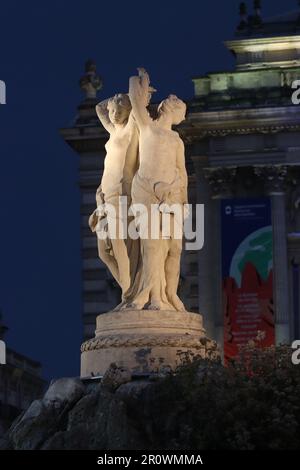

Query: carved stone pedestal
[80,310,217,377]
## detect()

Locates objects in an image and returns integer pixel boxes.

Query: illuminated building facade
[62,4,300,354]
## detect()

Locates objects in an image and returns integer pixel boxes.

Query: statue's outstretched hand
[136,68,156,106]
[137,67,150,85]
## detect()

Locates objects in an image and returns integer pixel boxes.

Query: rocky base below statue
[81,309,215,377]
[3,346,299,450]
[1,360,223,451]
[0,312,218,450]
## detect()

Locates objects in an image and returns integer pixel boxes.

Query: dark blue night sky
[0,0,297,380]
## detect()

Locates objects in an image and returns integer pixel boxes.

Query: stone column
[254,165,290,344]
[202,166,237,354]
[191,156,214,338]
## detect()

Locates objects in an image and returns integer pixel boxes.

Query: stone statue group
[89,68,188,312]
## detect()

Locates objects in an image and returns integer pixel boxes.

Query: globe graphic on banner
[229,226,273,287]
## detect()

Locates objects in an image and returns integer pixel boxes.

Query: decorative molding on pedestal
[81,334,213,351]
[203,166,237,199]
[80,310,219,376]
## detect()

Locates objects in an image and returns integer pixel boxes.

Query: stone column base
[80,310,218,377]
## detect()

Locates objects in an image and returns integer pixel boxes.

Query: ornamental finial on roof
[254,0,261,17]
[252,0,262,26]
[238,2,248,30]
[79,59,103,99]
[240,2,247,16]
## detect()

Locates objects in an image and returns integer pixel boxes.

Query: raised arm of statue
[95,98,115,133]
[129,68,152,128]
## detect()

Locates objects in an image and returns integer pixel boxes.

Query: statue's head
[158,95,186,125]
[107,93,131,125]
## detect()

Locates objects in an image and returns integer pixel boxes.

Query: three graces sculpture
[89,68,188,312]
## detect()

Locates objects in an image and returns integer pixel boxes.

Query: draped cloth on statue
[131,170,184,237]
[89,184,140,302]
[123,171,184,310]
